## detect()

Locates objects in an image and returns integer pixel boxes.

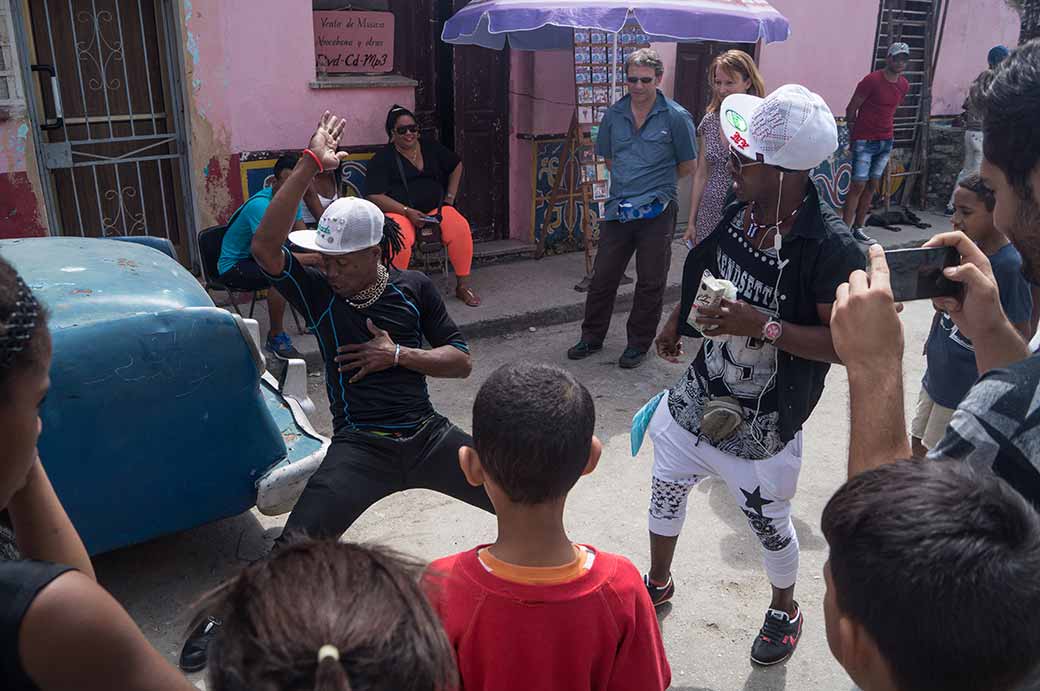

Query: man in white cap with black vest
[638,85,866,666]
[177,111,493,672]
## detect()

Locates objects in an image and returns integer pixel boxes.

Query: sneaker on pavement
[179,615,221,672]
[643,573,675,608]
[567,340,603,360]
[619,348,647,369]
[266,332,302,359]
[851,227,876,244]
[945,204,955,216]
[750,604,803,666]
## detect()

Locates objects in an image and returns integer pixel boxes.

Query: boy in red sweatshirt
[425,362,670,691]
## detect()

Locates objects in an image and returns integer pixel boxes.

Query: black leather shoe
[619,348,647,369]
[567,341,603,360]
[179,616,221,673]
[851,227,876,244]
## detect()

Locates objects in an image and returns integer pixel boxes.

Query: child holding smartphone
[911,174,1033,457]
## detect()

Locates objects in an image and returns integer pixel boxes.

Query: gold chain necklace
[344,264,388,310]
[398,145,420,167]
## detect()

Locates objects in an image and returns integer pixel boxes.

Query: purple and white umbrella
[442,0,791,50]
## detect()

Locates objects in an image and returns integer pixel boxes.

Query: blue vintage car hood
[0,238,211,329]
[0,237,291,554]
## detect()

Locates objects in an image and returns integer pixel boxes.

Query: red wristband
[302,148,324,173]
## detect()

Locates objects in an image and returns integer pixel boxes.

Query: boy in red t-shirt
[841,42,911,243]
[424,362,670,691]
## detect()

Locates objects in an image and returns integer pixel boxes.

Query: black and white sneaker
[750,604,803,666]
[179,615,221,672]
[851,227,876,244]
[643,573,675,608]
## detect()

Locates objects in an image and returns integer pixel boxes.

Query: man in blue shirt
[218,154,308,358]
[568,48,697,369]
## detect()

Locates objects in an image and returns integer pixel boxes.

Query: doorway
[19,0,195,265]
[390,0,510,241]
[672,41,757,228]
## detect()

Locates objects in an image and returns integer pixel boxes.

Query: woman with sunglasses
[0,257,193,691]
[684,50,765,248]
[366,105,480,306]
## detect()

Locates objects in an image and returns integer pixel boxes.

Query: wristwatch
[762,319,783,343]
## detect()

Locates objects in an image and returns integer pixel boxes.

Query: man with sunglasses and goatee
[639,85,865,666]
[568,48,697,370]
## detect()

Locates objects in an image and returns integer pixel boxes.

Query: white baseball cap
[888,42,911,57]
[719,84,838,172]
[288,197,385,255]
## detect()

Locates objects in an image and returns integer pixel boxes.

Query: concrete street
[92,292,937,691]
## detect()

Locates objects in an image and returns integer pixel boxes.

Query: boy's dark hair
[822,460,1040,691]
[274,153,299,179]
[472,362,595,505]
[0,256,49,394]
[978,39,1040,200]
[957,173,997,212]
[202,540,456,691]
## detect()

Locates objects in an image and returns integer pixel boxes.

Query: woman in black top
[367,105,481,306]
[0,258,192,691]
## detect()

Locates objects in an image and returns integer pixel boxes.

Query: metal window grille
[0,2,21,104]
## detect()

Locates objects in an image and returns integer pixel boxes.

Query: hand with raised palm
[307,111,350,172]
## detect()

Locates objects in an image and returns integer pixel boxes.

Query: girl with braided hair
[200,540,456,691]
[0,257,193,690]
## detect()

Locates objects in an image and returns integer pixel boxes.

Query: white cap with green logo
[719,84,838,172]
[289,197,385,255]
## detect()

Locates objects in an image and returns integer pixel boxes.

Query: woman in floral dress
[684,51,766,247]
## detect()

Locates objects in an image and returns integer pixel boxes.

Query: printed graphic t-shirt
[669,209,784,460]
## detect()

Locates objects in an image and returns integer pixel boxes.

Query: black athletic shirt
[365,140,461,213]
[0,559,75,690]
[265,248,469,438]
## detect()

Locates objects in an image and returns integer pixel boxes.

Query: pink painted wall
[0,116,31,174]
[932,1,1019,114]
[185,0,413,151]
[181,0,415,225]
[758,0,1020,117]
[756,0,879,115]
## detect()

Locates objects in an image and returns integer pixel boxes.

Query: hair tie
[317,644,340,663]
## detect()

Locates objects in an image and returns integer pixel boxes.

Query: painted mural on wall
[811,123,909,211]
[531,138,600,253]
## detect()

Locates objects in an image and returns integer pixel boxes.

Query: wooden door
[451,35,509,241]
[390,0,443,139]
[27,0,192,264]
[673,41,757,125]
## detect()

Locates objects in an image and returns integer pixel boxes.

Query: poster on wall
[313,11,395,74]
[572,22,650,199]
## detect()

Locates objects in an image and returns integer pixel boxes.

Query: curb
[459,283,684,342]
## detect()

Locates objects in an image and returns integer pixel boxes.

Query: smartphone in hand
[884,247,963,302]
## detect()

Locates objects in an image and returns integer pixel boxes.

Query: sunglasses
[394,124,419,135]
[626,76,655,84]
[729,148,764,172]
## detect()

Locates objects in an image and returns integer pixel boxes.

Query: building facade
[0,0,1022,264]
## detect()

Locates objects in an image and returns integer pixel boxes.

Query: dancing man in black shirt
[178,112,492,672]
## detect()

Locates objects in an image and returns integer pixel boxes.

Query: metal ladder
[870,0,946,206]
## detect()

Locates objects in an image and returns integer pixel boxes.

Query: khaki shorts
[910,387,955,451]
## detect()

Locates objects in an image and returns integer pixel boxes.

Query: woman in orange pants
[366,105,480,306]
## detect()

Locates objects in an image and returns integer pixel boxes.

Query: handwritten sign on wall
[313,11,395,74]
